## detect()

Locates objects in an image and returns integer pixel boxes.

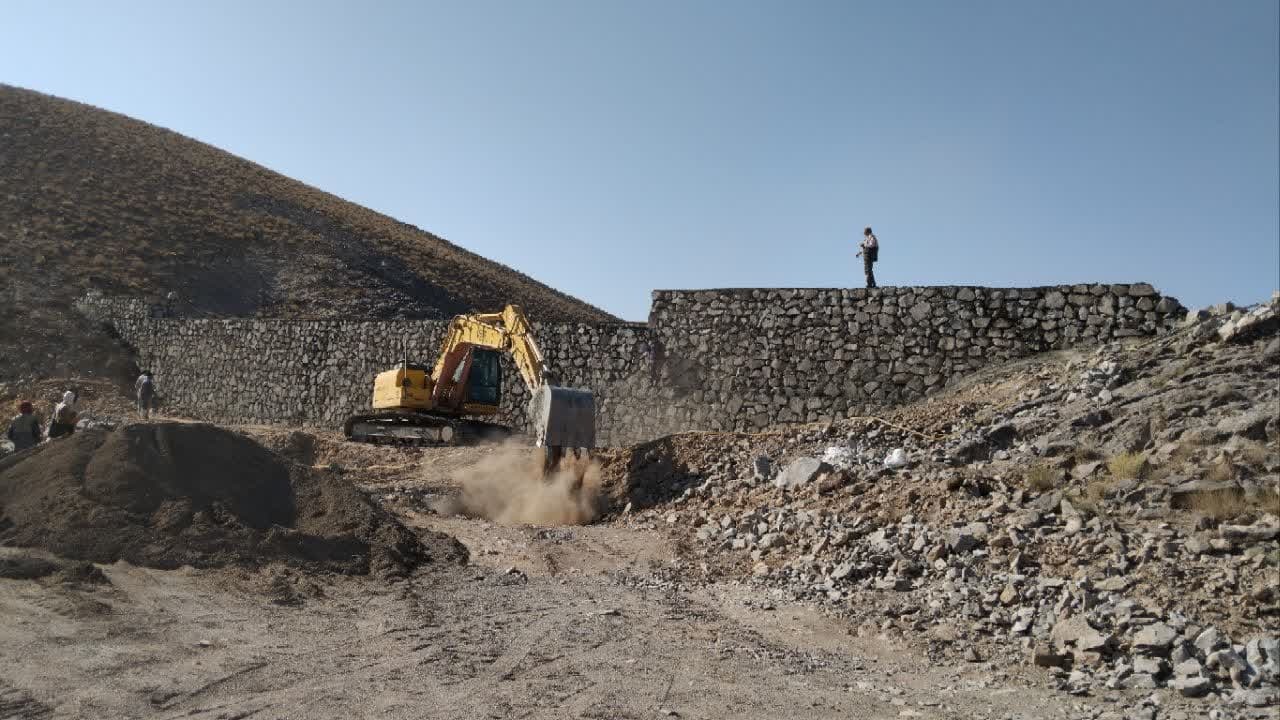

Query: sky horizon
[4,1,1277,321]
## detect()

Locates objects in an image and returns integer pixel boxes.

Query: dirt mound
[0,423,466,575]
[0,550,108,586]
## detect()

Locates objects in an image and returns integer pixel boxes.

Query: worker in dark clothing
[7,401,42,451]
[858,226,880,288]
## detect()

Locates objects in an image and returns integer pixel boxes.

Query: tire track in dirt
[0,681,53,720]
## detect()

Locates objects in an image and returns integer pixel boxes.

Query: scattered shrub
[1236,441,1275,468]
[1025,464,1059,492]
[1186,488,1280,521]
[1067,491,1101,517]
[1073,446,1103,463]
[1204,459,1236,484]
[1085,478,1115,506]
[1107,452,1148,480]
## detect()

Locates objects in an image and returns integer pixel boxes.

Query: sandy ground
[0,440,1137,719]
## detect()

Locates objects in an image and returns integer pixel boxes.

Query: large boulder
[1132,622,1178,654]
[1051,617,1112,653]
[1218,301,1279,343]
[773,457,830,490]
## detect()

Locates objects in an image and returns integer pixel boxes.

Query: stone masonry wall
[644,284,1183,435]
[77,283,1184,447]
[78,293,652,447]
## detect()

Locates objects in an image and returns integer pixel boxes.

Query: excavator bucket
[529,385,596,454]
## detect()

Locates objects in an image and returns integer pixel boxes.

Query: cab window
[466,348,502,406]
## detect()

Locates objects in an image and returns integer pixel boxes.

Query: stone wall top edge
[129,317,652,330]
[651,283,1167,296]
[78,295,652,331]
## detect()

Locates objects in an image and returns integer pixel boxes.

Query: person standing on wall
[857,226,880,288]
[135,371,156,419]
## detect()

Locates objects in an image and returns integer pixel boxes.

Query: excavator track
[343,411,514,447]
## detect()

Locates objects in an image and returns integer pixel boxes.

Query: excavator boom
[432,305,549,392]
[431,305,595,453]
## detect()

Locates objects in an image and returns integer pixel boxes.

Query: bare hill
[0,84,615,381]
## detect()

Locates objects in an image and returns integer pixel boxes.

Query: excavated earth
[0,422,463,575]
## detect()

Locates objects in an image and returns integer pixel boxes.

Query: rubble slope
[602,298,1280,708]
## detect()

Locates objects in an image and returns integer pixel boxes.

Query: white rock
[774,457,829,490]
[883,448,908,468]
[1194,627,1226,656]
[1174,659,1203,677]
[820,446,858,470]
[1170,676,1212,697]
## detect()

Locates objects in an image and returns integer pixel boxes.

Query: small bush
[1067,491,1101,517]
[1236,441,1275,468]
[1107,452,1148,480]
[1187,488,1280,520]
[1151,442,1202,480]
[1025,464,1059,492]
[1204,460,1235,484]
[1085,478,1115,505]
[1073,446,1103,463]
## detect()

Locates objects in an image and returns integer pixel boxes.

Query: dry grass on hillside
[1185,487,1280,521]
[0,84,616,381]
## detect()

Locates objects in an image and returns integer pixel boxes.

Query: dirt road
[0,443,1090,719]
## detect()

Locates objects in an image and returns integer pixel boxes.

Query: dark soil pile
[0,423,466,575]
[0,551,108,585]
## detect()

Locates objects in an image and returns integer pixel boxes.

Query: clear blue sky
[5,1,1277,321]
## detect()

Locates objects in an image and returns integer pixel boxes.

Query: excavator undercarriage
[342,411,513,446]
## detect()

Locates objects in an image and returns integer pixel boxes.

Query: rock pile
[604,294,1279,711]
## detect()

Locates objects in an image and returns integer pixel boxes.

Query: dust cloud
[443,448,603,526]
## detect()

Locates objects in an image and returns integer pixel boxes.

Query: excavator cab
[463,348,502,406]
[433,344,503,415]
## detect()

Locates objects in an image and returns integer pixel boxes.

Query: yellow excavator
[342,305,595,469]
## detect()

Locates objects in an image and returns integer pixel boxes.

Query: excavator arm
[431,305,596,463]
[430,305,549,392]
